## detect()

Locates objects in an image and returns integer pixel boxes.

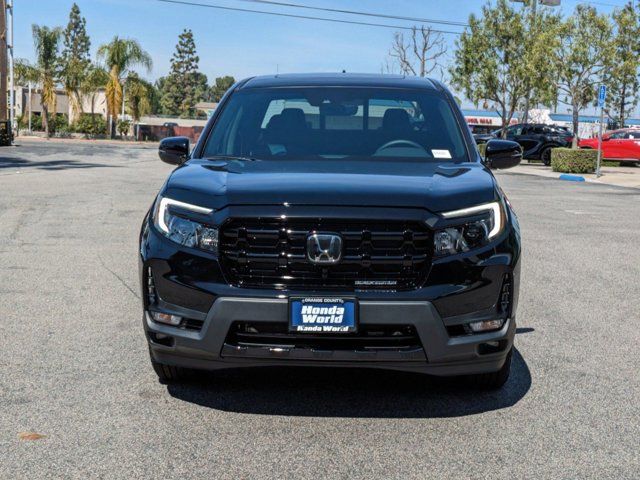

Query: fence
[137,124,204,143]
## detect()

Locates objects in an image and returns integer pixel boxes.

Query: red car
[579,128,640,164]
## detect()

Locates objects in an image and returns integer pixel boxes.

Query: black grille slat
[220,218,431,291]
[227,322,422,351]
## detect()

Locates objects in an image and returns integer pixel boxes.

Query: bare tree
[388,26,446,77]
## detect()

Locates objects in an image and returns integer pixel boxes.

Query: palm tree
[80,64,109,117]
[125,73,152,139]
[59,62,85,124]
[97,37,152,137]
[14,59,39,134]
[31,25,62,137]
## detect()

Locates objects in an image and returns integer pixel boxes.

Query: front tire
[541,147,552,166]
[466,349,512,389]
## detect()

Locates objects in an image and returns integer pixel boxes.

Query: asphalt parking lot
[1,138,639,479]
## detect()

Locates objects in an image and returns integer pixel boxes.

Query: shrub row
[551,148,597,174]
[17,113,107,136]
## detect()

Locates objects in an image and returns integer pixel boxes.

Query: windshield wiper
[204,155,260,162]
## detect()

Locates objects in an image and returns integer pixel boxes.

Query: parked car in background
[470,125,499,145]
[500,123,573,166]
[579,128,640,165]
[472,132,495,144]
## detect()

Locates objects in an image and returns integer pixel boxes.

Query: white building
[14,85,108,121]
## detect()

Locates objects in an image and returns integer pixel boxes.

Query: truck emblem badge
[306,234,342,264]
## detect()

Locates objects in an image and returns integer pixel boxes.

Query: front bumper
[141,203,521,376]
[145,297,515,376]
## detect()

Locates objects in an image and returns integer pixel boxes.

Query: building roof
[240,73,439,90]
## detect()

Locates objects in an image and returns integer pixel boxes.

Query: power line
[236,0,469,27]
[578,1,628,8]
[155,0,465,35]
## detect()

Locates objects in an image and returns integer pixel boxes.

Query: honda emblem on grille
[306,233,343,264]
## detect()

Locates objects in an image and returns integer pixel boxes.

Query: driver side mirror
[159,136,189,165]
[484,139,522,170]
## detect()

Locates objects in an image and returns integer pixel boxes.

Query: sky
[14,0,631,111]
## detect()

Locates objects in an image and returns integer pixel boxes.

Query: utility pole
[596,85,606,178]
[0,0,7,124]
[7,0,13,138]
[28,81,31,133]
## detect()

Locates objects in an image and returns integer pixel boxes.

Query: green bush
[117,119,131,137]
[551,148,597,174]
[29,113,43,131]
[72,113,107,136]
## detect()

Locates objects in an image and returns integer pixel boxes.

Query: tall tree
[210,75,236,102]
[30,25,62,137]
[97,36,152,137]
[80,64,109,117]
[160,29,203,117]
[388,26,446,78]
[125,72,152,137]
[59,3,91,123]
[604,3,640,128]
[450,0,559,133]
[555,5,613,146]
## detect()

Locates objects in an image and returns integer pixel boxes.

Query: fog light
[151,311,182,326]
[468,319,505,333]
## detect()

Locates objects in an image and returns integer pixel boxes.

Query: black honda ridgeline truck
[139,74,522,389]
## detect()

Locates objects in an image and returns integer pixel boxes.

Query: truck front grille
[225,322,422,351]
[219,218,431,290]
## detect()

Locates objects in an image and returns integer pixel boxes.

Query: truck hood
[163,158,498,213]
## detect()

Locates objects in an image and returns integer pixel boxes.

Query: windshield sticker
[432,149,452,159]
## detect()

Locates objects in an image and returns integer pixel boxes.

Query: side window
[507,125,523,136]
[609,131,624,139]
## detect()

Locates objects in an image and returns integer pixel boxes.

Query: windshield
[202,87,469,162]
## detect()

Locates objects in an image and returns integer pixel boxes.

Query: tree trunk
[572,106,579,148]
[619,82,627,128]
[42,106,50,138]
[500,106,509,139]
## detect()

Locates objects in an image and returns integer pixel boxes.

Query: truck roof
[240,73,440,90]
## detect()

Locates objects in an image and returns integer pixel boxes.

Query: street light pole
[28,81,32,133]
[521,0,538,125]
[7,0,13,140]
[512,0,561,124]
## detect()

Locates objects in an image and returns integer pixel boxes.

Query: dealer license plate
[289,297,357,333]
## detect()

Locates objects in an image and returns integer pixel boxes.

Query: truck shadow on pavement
[167,348,531,418]
[0,156,119,171]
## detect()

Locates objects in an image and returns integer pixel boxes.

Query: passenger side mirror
[159,136,189,165]
[484,139,522,170]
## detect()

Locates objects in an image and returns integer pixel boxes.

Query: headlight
[153,196,218,253]
[434,201,504,256]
